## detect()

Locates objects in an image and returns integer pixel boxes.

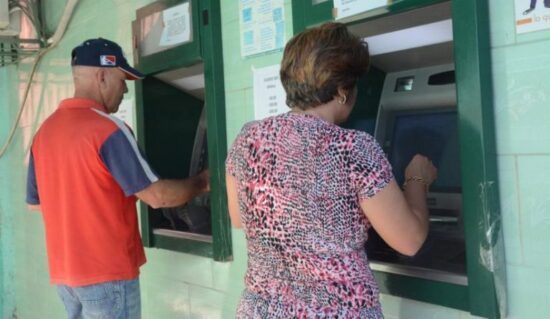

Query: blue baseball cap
[71,38,144,80]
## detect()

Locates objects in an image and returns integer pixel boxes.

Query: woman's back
[227,112,393,318]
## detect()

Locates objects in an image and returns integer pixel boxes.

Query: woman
[226,22,437,318]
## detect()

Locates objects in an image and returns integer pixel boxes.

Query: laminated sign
[333,0,389,20]
[515,0,550,33]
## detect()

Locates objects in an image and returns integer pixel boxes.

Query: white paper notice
[160,2,192,46]
[253,65,288,120]
[239,0,285,57]
[333,0,388,20]
[113,99,136,132]
[514,0,550,34]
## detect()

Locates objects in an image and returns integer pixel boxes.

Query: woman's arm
[360,154,436,256]
[226,173,242,228]
[360,178,428,256]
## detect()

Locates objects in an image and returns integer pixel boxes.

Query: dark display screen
[389,111,461,192]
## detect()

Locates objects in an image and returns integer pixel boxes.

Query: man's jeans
[56,278,140,319]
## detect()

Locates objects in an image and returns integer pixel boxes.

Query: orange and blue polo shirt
[26,98,159,287]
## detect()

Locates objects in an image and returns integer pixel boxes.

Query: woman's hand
[404,154,438,187]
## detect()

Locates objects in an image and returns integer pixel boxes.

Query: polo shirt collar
[58,98,107,113]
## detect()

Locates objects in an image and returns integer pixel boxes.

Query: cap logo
[100,55,116,66]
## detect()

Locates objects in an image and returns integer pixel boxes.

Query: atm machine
[367,64,466,285]
[137,63,213,239]
[131,0,231,257]
[292,1,505,316]
[161,105,211,235]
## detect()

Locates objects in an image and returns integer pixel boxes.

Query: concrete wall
[1,0,550,318]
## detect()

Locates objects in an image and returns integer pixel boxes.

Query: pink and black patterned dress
[226,113,393,318]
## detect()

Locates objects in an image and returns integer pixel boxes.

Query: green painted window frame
[292,0,448,31]
[134,0,231,262]
[292,0,504,318]
[133,0,202,75]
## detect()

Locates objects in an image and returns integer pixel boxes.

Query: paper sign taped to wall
[515,0,550,34]
[333,0,389,20]
[253,64,288,120]
[239,0,285,57]
[160,2,192,46]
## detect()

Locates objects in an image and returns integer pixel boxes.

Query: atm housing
[368,64,466,285]
[132,0,219,248]
[292,0,505,316]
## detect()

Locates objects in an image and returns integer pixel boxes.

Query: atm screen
[388,111,461,193]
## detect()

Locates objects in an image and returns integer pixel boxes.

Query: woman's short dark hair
[280,22,370,110]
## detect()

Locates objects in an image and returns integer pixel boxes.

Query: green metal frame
[373,272,469,311]
[135,0,232,262]
[292,0,448,32]
[291,0,503,318]
[452,0,503,317]
[198,0,232,261]
[134,0,202,75]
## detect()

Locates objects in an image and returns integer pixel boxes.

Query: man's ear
[96,68,106,86]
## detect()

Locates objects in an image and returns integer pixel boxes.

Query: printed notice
[239,0,285,57]
[253,64,288,120]
[160,2,192,46]
[515,0,550,33]
[333,0,389,20]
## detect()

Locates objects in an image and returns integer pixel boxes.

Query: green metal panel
[142,77,202,179]
[386,0,448,14]
[135,0,202,75]
[137,76,203,247]
[199,0,232,262]
[291,0,505,317]
[341,66,386,133]
[374,271,469,311]
[135,81,153,247]
[135,0,231,261]
[291,0,332,32]
[292,0,448,33]
[153,235,213,257]
[452,0,504,318]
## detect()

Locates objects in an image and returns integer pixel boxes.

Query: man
[26,38,208,319]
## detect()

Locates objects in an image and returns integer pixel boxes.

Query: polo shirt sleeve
[99,128,159,196]
[26,151,40,205]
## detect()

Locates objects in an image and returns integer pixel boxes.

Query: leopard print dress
[226,112,393,318]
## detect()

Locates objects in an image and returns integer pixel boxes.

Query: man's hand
[136,170,211,209]
[194,170,210,193]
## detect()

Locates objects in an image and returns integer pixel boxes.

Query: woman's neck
[290,101,341,124]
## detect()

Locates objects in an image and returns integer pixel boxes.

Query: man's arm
[135,170,209,209]
[26,151,41,211]
[98,126,210,209]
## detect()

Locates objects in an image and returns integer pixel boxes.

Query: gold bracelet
[403,176,429,192]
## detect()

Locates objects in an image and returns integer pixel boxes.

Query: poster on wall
[333,0,389,20]
[253,64,288,120]
[515,0,550,33]
[239,0,285,57]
